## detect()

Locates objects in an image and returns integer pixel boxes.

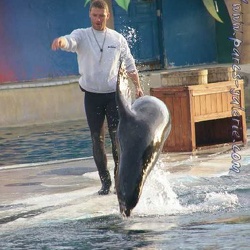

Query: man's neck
[92,26,107,32]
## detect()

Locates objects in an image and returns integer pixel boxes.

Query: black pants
[84,91,119,181]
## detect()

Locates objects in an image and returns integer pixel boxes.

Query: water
[0,120,112,166]
[0,160,249,249]
[0,121,250,249]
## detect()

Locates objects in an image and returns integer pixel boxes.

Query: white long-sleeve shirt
[62,27,137,93]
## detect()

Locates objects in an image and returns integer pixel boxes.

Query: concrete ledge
[0,76,79,90]
[0,79,85,128]
[1,64,249,128]
[0,73,162,128]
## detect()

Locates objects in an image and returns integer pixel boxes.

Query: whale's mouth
[119,201,131,217]
[116,174,144,217]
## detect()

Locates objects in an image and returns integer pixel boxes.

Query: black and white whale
[115,67,171,217]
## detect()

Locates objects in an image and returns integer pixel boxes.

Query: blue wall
[162,0,217,67]
[112,0,160,64]
[0,0,219,83]
[0,0,89,83]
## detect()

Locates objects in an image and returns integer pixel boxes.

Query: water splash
[133,160,240,217]
[120,26,138,49]
[134,163,182,216]
[198,192,239,212]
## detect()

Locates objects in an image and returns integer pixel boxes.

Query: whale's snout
[116,180,140,217]
[119,201,131,217]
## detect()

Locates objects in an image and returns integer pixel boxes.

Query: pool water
[0,120,250,249]
[0,119,112,166]
[0,159,249,250]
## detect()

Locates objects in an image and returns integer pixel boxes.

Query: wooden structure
[207,67,233,83]
[150,80,247,152]
[161,69,208,86]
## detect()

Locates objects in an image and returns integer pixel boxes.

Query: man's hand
[127,70,144,98]
[135,87,144,98]
[51,37,67,50]
[127,71,144,98]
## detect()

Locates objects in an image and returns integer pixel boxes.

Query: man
[51,0,143,195]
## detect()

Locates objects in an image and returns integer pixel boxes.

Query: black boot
[98,172,111,195]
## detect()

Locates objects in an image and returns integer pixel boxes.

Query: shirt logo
[108,45,117,49]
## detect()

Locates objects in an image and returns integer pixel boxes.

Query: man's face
[89,7,110,31]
